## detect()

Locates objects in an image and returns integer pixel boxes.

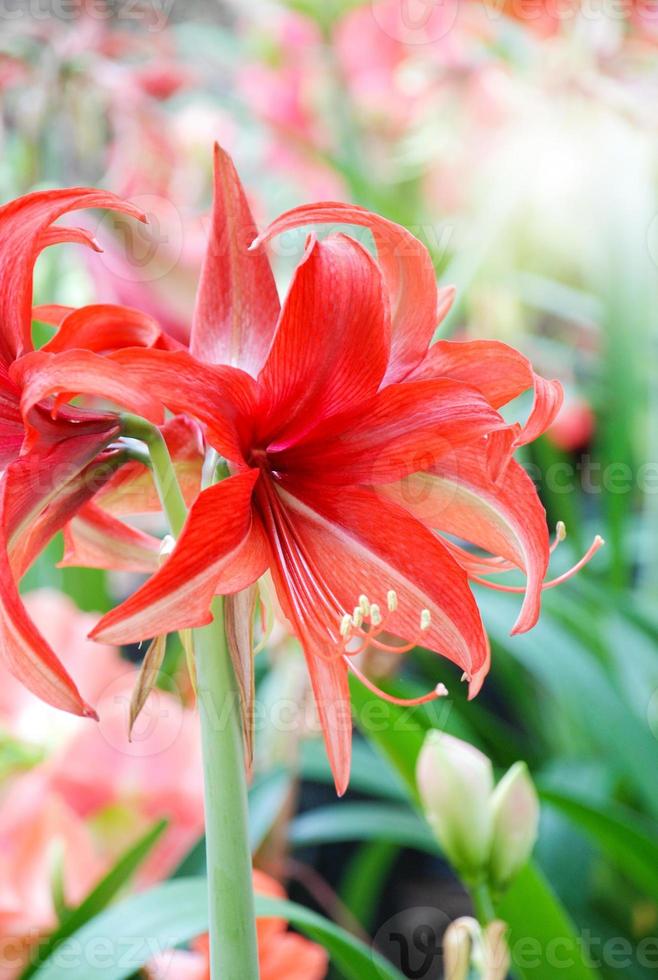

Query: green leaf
[340,842,399,933]
[30,878,406,980]
[349,674,429,806]
[497,863,602,980]
[541,788,658,904]
[290,803,438,854]
[480,590,658,817]
[300,738,407,801]
[21,820,168,979]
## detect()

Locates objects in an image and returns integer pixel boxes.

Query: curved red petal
[272,482,490,687]
[258,233,390,447]
[273,379,508,485]
[0,363,24,469]
[0,432,123,717]
[190,143,280,374]
[253,202,437,383]
[381,447,550,633]
[409,338,564,444]
[42,303,163,355]
[91,470,265,645]
[60,503,161,573]
[12,348,261,465]
[37,225,102,253]
[0,187,144,363]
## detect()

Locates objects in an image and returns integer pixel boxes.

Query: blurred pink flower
[51,673,204,885]
[0,590,204,887]
[238,11,323,141]
[0,773,104,979]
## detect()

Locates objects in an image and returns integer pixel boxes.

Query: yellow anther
[556,521,567,542]
[352,607,363,629]
[340,613,352,637]
[370,604,382,626]
[358,594,371,615]
[420,609,431,631]
[387,590,398,612]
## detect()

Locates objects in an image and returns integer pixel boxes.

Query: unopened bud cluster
[416,731,539,891]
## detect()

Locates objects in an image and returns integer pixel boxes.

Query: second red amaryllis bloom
[15,146,582,793]
[0,187,181,717]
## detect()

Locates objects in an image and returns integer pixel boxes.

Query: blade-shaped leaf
[496,863,602,980]
[21,820,167,979]
[541,788,658,905]
[290,803,437,854]
[29,878,406,980]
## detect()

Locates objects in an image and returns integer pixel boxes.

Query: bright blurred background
[1,1,658,978]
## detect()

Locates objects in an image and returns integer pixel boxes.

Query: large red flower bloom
[14,146,577,794]
[0,188,174,716]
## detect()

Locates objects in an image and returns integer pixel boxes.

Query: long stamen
[339,591,433,655]
[551,521,567,554]
[470,534,604,593]
[345,654,448,706]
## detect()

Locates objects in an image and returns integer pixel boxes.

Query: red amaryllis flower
[0,188,176,716]
[13,146,594,794]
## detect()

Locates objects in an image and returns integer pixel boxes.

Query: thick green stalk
[120,416,259,977]
[471,881,497,925]
[120,413,187,536]
[195,598,260,979]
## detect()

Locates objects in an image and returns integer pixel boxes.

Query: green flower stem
[195,597,260,979]
[471,880,497,925]
[119,413,187,537]
[120,416,259,977]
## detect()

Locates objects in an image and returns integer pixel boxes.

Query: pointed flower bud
[488,761,539,889]
[416,731,494,879]
[443,917,510,980]
[443,917,475,980]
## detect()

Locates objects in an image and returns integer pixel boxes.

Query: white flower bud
[443,917,476,980]
[416,731,494,879]
[488,762,539,889]
[444,917,510,980]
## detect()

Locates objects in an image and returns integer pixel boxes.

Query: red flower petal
[0,431,122,716]
[13,349,164,431]
[253,202,437,383]
[190,143,280,374]
[264,480,490,701]
[42,304,163,354]
[258,233,390,446]
[381,444,550,633]
[91,471,266,645]
[0,187,144,363]
[60,503,161,573]
[273,379,508,485]
[0,364,24,469]
[409,339,563,445]
[12,348,260,465]
[37,225,102,253]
